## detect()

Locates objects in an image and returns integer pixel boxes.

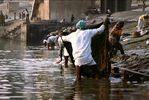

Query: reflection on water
[74,78,110,100]
[0,39,149,100]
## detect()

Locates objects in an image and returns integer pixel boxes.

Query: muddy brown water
[0,39,148,100]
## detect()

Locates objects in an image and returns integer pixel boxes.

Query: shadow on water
[0,39,149,100]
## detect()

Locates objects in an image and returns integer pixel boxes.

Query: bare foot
[56,59,62,63]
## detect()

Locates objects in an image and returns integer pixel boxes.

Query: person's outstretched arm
[88,17,110,36]
[87,22,103,29]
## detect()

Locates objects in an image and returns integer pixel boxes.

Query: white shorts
[43,39,47,44]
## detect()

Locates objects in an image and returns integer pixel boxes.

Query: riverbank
[101,11,149,82]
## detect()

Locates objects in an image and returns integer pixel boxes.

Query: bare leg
[48,43,50,50]
[64,56,69,67]
[76,66,81,81]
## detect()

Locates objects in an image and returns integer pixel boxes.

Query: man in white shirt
[62,19,107,80]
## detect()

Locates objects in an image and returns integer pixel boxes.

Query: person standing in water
[61,18,108,80]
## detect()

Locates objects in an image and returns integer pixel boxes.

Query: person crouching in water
[108,21,125,57]
[61,19,107,80]
[47,34,59,50]
[43,34,51,47]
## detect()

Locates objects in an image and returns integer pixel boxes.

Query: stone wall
[31,0,93,22]
[0,3,8,15]
[8,2,19,12]
[0,2,19,15]
[50,0,93,22]
[20,23,27,42]
[37,0,49,20]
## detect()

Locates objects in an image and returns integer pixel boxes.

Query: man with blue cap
[61,18,107,80]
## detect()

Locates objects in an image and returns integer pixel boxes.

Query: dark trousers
[109,42,124,57]
[75,65,100,80]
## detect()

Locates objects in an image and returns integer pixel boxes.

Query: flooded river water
[0,39,149,100]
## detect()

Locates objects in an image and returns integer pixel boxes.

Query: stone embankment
[111,35,149,82]
[0,19,25,39]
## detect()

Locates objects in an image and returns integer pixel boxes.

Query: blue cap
[76,20,86,29]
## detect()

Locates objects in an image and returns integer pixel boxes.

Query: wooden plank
[122,34,149,45]
[121,67,149,78]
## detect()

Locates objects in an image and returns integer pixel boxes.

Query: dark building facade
[101,0,131,13]
[0,0,4,4]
